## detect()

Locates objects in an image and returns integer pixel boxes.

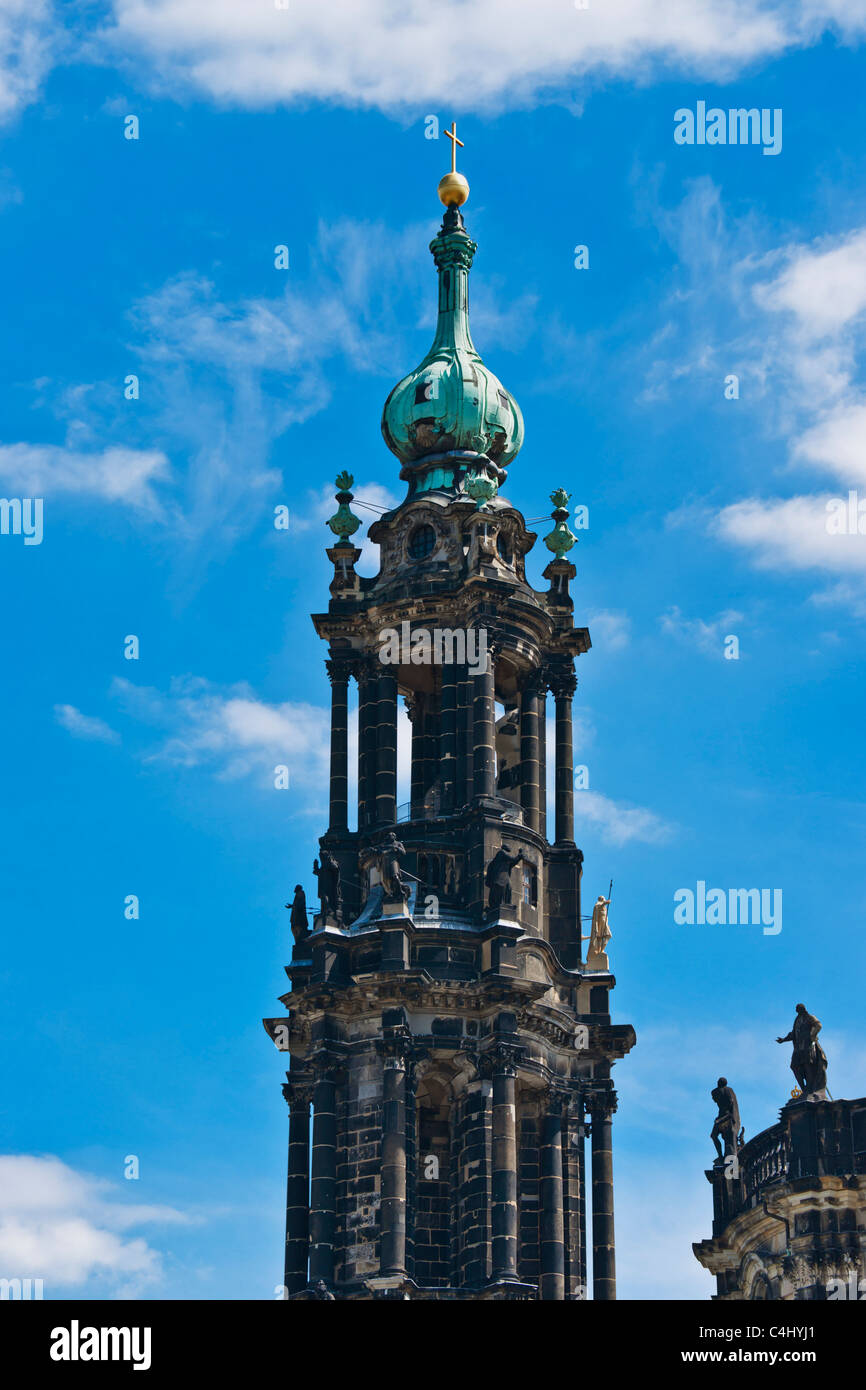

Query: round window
[408,524,436,559]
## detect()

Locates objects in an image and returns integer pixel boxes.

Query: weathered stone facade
[264,181,634,1300]
[694,1097,866,1300]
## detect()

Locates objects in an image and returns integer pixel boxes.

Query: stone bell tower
[264,132,635,1300]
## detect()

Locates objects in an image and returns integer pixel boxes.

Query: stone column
[489,1044,520,1282]
[379,1036,410,1277]
[457,663,473,808]
[356,658,376,830]
[456,1077,492,1287]
[564,1095,588,1298]
[519,670,543,833]
[472,638,496,801]
[589,1091,617,1300]
[404,1062,418,1280]
[440,663,459,814]
[309,1069,338,1287]
[540,1091,566,1300]
[550,665,577,846]
[375,670,398,825]
[282,1079,312,1295]
[538,689,547,840]
[326,658,349,833]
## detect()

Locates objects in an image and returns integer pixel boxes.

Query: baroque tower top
[266,133,634,1301]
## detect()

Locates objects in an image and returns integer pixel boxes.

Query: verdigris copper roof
[381,202,524,471]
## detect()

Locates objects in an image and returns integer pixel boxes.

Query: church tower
[265,134,635,1301]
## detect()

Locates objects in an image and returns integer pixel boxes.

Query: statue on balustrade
[710,1076,744,1159]
[286,884,310,945]
[313,847,343,923]
[584,893,612,961]
[379,830,411,904]
[485,842,525,912]
[777,1003,828,1097]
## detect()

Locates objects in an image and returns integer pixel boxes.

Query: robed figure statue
[710,1076,743,1158]
[776,1003,828,1096]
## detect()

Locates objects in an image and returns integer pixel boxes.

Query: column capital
[470,641,500,675]
[482,1041,523,1079]
[282,1077,314,1109]
[546,661,577,700]
[378,1028,413,1071]
[523,666,548,700]
[585,1086,618,1121]
[544,1085,570,1117]
[325,654,353,685]
[310,1048,345,1082]
[350,651,379,682]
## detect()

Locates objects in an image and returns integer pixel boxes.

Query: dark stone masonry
[263,167,635,1300]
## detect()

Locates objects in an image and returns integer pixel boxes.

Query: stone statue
[309,1278,335,1301]
[285,884,309,945]
[313,848,342,922]
[485,843,525,912]
[710,1076,743,1158]
[379,830,410,904]
[583,895,611,959]
[777,1003,828,1096]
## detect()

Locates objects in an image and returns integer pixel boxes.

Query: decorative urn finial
[544,488,577,558]
[327,471,361,546]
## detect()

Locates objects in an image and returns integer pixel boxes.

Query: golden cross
[444,121,464,174]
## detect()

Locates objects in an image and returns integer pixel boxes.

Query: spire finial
[327,471,361,547]
[438,121,469,207]
[544,488,577,558]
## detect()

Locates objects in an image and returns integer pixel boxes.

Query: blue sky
[2,1,866,1299]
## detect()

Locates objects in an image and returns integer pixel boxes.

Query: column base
[365,1274,413,1300]
[480,1278,539,1300]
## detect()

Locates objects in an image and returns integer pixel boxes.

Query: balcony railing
[741,1123,790,1203]
[396,793,523,823]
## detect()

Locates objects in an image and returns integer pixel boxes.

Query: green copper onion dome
[381,201,524,472]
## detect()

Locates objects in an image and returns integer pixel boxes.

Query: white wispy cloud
[0,1154,187,1295]
[0,1,57,123]
[659,605,744,656]
[111,676,331,789]
[648,184,866,613]
[616,1164,714,1300]
[96,1,863,113]
[753,228,866,340]
[54,705,121,744]
[586,609,631,652]
[575,789,674,846]
[795,403,866,485]
[10,220,432,553]
[714,494,866,577]
[0,443,169,512]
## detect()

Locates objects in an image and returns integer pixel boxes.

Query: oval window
[408,524,436,559]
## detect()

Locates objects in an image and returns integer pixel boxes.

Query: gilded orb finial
[438,121,469,207]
